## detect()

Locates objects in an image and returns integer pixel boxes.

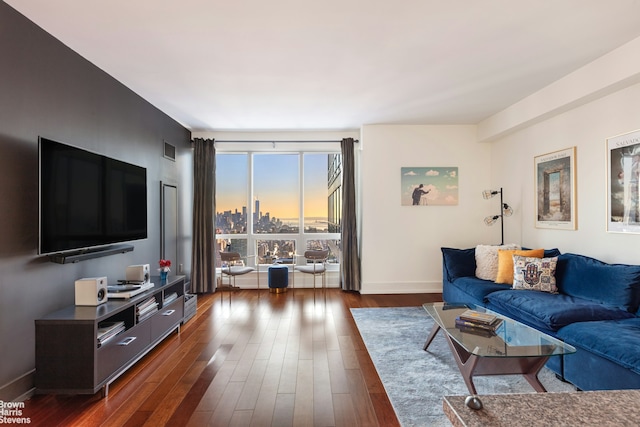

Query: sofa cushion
[558,318,640,374]
[444,276,511,305]
[441,247,476,281]
[512,255,558,293]
[475,244,520,281]
[556,253,640,312]
[486,290,635,331]
[495,249,545,284]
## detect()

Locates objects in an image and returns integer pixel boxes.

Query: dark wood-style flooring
[24,288,441,426]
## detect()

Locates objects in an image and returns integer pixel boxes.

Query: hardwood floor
[24,288,441,426]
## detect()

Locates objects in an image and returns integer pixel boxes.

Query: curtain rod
[213,139,358,143]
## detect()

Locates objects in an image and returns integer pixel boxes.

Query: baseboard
[360,280,443,295]
[0,370,35,402]
[221,273,442,294]
[223,270,341,289]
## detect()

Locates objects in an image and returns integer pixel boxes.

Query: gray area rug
[351,307,575,427]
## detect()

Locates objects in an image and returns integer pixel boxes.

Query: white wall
[481,34,640,266]
[489,81,640,265]
[359,125,494,294]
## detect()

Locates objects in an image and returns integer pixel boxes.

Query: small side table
[268,265,289,293]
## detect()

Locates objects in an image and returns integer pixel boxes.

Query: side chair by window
[293,249,329,300]
[219,251,258,291]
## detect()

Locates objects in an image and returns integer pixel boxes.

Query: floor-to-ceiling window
[215,145,341,272]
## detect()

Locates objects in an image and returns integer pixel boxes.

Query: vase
[160,271,168,281]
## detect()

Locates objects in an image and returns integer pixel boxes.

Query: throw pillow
[495,249,545,285]
[513,255,559,293]
[475,244,520,281]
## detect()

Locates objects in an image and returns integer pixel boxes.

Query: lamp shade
[482,189,499,199]
[484,215,500,226]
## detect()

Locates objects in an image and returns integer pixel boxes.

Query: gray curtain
[340,137,361,291]
[190,138,216,293]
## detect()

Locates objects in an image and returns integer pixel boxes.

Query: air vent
[163,141,176,161]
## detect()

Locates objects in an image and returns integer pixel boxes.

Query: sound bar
[48,244,134,264]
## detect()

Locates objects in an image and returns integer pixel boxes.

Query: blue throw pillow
[522,247,561,258]
[556,253,640,312]
[441,247,476,281]
[543,248,561,257]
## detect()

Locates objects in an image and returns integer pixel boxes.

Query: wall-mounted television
[39,137,147,255]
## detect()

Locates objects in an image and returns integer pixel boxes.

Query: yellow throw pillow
[495,249,545,284]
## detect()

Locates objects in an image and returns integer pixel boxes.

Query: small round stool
[268,265,289,293]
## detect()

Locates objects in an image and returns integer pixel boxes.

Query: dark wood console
[35,275,185,397]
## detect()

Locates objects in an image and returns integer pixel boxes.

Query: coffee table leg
[445,338,481,396]
[423,324,441,351]
[444,333,549,395]
[523,357,550,392]
[444,336,485,410]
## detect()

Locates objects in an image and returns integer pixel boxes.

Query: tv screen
[39,137,147,254]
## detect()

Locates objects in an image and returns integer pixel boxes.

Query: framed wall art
[534,147,576,230]
[607,129,640,233]
[401,167,458,206]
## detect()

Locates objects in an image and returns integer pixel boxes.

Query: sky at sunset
[216,153,329,220]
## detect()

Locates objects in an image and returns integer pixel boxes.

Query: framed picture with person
[401,167,459,206]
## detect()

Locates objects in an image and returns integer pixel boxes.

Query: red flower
[159,259,172,268]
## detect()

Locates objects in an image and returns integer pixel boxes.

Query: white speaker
[125,264,150,285]
[75,277,108,306]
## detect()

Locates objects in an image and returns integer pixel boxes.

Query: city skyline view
[216,153,333,224]
[216,196,331,234]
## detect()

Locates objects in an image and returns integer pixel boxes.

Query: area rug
[351,307,575,427]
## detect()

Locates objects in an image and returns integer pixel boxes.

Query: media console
[35,275,186,397]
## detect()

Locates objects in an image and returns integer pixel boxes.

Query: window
[215,148,341,269]
[256,239,295,264]
[253,154,299,234]
[215,154,248,234]
[304,153,332,233]
[327,153,342,233]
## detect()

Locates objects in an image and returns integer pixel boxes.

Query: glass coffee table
[423,302,576,409]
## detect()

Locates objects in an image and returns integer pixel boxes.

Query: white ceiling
[7,0,640,131]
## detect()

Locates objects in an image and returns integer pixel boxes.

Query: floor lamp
[482,188,513,245]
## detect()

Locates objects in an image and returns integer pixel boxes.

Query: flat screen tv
[39,137,147,254]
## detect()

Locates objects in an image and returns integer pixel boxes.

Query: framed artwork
[607,129,640,233]
[401,167,458,206]
[534,147,576,230]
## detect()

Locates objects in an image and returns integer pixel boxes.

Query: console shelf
[35,275,185,397]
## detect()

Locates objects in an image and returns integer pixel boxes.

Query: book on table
[458,309,498,325]
[454,317,503,332]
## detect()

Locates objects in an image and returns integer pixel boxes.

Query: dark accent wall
[0,2,192,399]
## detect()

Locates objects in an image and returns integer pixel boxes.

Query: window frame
[215,144,341,270]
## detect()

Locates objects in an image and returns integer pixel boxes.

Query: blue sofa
[442,247,640,391]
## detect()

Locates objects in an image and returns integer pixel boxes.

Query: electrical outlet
[179,263,183,273]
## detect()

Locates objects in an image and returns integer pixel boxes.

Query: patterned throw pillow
[513,255,559,293]
[495,248,545,284]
